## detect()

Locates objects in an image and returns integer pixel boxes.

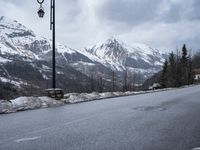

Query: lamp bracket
[37,0,44,5]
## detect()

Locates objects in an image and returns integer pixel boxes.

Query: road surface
[0,85,200,150]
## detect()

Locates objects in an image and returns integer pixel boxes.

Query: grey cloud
[161,0,200,22]
[97,0,200,26]
[98,0,161,26]
[188,0,200,20]
[56,0,81,22]
[158,3,182,23]
[0,0,200,51]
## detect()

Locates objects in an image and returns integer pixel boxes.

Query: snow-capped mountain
[82,37,166,77]
[0,16,167,98]
[0,16,38,62]
[0,16,94,95]
[0,16,87,63]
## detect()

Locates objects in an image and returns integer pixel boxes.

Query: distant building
[194,69,200,81]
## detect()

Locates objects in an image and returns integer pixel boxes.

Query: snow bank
[0,91,142,114]
[62,91,148,104]
[0,97,65,114]
[0,87,180,114]
[0,100,13,113]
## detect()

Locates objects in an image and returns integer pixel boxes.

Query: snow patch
[0,57,11,63]
[0,91,144,114]
[0,77,28,87]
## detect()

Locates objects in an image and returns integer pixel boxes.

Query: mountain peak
[0,16,35,38]
[0,16,17,25]
[107,36,118,41]
[102,37,126,50]
[106,37,122,44]
[0,16,28,31]
[0,16,5,21]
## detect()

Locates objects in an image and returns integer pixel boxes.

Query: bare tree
[123,68,128,91]
[111,70,116,92]
[90,73,95,92]
[98,65,104,92]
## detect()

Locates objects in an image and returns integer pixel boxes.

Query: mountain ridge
[82,37,166,72]
[0,16,167,98]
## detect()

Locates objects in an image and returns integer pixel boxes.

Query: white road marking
[15,136,41,143]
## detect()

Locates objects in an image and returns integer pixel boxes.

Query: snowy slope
[82,37,166,76]
[0,16,167,91]
[0,16,94,89]
[0,16,166,74]
[0,16,39,61]
[0,16,89,63]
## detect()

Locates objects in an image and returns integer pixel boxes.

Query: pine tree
[181,44,189,85]
[188,55,194,85]
[168,52,176,87]
[174,49,182,87]
[160,60,169,88]
[176,59,183,87]
[181,44,187,61]
[192,51,200,68]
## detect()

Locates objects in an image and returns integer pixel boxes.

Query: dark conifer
[161,60,169,88]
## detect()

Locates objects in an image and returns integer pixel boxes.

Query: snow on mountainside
[0,16,166,73]
[0,16,39,61]
[0,16,94,91]
[0,16,167,98]
[0,16,81,62]
[82,37,167,76]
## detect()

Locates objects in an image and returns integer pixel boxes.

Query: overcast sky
[0,0,200,52]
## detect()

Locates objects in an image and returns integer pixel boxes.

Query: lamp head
[37,0,45,18]
[38,7,45,18]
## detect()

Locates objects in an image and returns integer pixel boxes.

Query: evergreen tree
[181,44,187,61]
[180,44,189,85]
[175,60,182,87]
[160,44,195,88]
[192,50,200,68]
[160,60,169,88]
[188,55,194,84]
[168,52,176,87]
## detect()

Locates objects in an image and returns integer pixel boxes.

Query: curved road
[0,85,200,150]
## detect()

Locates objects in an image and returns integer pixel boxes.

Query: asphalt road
[0,85,200,150]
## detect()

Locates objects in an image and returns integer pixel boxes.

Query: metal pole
[52,0,56,89]
[37,0,64,99]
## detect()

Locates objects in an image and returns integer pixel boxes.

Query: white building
[194,69,200,81]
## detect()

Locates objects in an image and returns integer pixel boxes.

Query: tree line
[82,69,143,93]
[160,44,194,88]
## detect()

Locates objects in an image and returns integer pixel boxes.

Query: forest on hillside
[144,44,200,89]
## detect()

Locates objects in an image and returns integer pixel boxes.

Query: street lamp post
[37,0,64,100]
[37,0,56,89]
